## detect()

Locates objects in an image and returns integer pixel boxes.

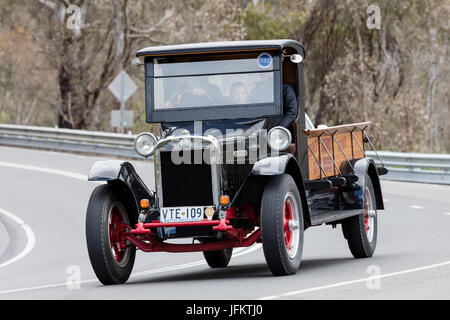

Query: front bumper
[130,218,233,234]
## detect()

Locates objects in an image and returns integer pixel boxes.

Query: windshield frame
[144,51,282,123]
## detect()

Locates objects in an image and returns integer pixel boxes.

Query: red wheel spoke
[109,206,126,263]
[363,188,372,237]
[284,199,293,252]
[283,217,289,231]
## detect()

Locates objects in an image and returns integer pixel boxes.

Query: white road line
[383,198,389,202]
[0,208,36,269]
[409,205,424,209]
[445,213,450,216]
[258,260,450,300]
[0,279,98,296]
[0,243,262,296]
[0,161,88,181]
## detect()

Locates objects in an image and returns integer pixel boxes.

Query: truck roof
[136,39,305,58]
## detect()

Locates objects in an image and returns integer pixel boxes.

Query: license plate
[160,206,205,223]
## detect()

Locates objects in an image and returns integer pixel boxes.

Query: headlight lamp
[134,132,158,157]
[267,126,292,151]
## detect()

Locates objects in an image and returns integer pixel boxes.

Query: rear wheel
[342,175,378,258]
[261,174,304,276]
[203,248,233,268]
[86,184,136,285]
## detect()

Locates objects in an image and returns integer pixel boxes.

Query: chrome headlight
[267,126,292,151]
[134,132,158,157]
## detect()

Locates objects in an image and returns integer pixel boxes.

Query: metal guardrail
[0,124,449,184]
[0,124,140,159]
[366,151,450,185]
[0,123,135,145]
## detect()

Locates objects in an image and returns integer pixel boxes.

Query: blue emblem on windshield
[257,52,273,69]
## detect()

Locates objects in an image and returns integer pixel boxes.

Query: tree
[242,0,449,152]
[28,0,246,130]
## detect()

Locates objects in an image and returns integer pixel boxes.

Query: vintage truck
[85,40,387,285]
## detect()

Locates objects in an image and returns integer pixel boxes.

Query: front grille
[224,163,252,198]
[160,150,213,207]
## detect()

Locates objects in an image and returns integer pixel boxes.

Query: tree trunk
[314,87,329,127]
[58,38,75,129]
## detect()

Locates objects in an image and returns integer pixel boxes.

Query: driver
[164,61,224,107]
[165,77,213,107]
[229,81,248,104]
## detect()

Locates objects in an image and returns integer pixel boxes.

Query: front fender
[88,160,152,213]
[251,154,293,175]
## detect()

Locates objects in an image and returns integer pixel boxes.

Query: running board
[310,209,364,226]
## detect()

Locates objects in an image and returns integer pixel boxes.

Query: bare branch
[37,0,56,10]
[127,34,168,45]
[128,8,174,34]
[80,20,102,30]
[56,0,70,8]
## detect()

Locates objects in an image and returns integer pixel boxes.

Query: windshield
[153,52,276,109]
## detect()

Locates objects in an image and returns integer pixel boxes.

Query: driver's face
[231,85,248,104]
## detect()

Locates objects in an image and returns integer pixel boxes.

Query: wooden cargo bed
[305,122,370,180]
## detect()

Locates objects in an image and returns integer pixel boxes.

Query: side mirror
[289,54,303,63]
[131,57,144,69]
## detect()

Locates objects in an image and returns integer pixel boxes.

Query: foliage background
[0,0,448,152]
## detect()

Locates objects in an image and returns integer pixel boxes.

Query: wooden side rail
[305,122,370,180]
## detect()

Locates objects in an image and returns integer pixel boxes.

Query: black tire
[261,174,304,276]
[342,174,378,258]
[86,183,136,285]
[203,248,233,268]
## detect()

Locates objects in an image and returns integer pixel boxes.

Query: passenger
[229,82,248,104]
[272,83,297,129]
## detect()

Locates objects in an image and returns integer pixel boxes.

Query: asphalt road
[0,145,449,300]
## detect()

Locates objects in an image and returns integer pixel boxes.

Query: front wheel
[86,183,136,285]
[342,175,378,258]
[261,174,304,276]
[203,248,233,268]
